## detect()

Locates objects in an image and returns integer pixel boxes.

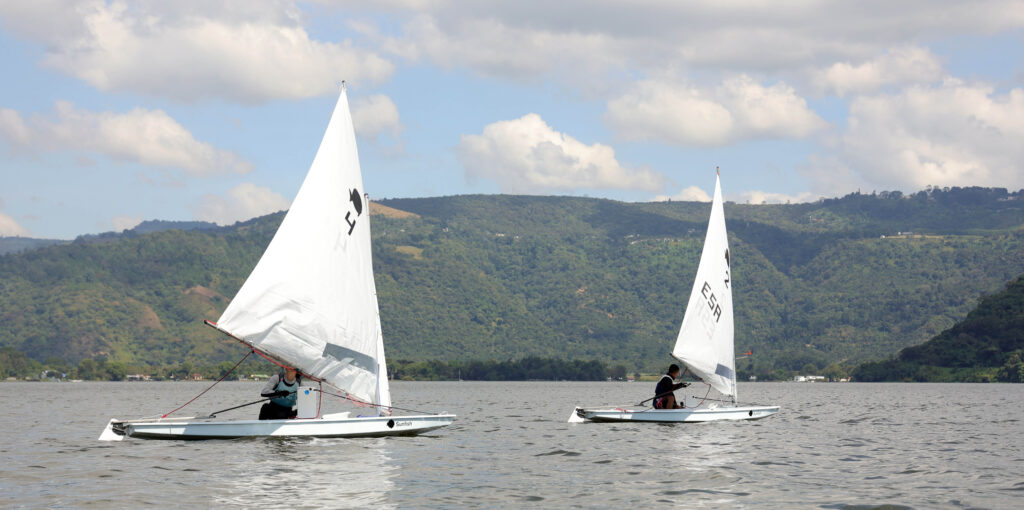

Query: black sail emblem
[724,248,731,289]
[349,189,363,216]
[345,188,363,235]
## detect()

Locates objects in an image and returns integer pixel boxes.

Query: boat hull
[571,405,778,423]
[102,413,455,440]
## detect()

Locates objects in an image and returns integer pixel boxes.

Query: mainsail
[213,86,391,410]
[671,172,737,401]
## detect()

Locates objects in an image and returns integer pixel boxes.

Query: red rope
[251,347,290,370]
[692,383,712,408]
[319,388,375,409]
[203,320,318,383]
[248,345,323,383]
[161,351,252,418]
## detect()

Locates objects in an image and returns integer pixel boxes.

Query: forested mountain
[0,237,65,255]
[853,274,1024,382]
[2,186,1023,380]
[0,220,219,255]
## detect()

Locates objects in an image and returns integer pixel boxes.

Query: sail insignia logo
[345,188,363,235]
[724,248,731,289]
[700,281,723,323]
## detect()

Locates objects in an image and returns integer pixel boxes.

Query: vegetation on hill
[2,186,1024,381]
[0,237,65,255]
[853,274,1024,382]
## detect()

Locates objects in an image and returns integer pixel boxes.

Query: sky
[1,1,1023,239]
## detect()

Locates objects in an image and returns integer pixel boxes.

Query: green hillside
[2,186,1024,380]
[853,274,1024,382]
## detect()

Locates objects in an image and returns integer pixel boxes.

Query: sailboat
[100,86,454,440]
[570,171,779,423]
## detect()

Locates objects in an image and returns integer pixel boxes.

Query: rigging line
[205,398,271,418]
[636,384,690,406]
[692,383,712,408]
[250,346,294,372]
[689,395,774,407]
[203,319,322,384]
[636,367,693,406]
[161,350,253,418]
[316,381,324,418]
[314,388,435,416]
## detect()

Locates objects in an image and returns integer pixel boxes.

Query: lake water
[2,381,1021,509]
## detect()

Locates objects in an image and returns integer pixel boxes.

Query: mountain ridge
[2,186,1023,380]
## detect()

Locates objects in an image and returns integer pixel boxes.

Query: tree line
[0,349,634,382]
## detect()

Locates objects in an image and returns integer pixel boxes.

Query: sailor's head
[667,364,680,377]
[284,367,297,381]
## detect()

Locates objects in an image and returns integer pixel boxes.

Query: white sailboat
[100,86,454,440]
[571,171,779,423]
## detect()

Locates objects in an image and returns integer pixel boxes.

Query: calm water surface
[1,381,1021,509]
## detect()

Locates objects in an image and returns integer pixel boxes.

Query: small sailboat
[100,86,454,440]
[571,171,778,423]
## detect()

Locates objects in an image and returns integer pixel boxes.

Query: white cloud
[815,46,945,96]
[654,186,819,205]
[806,80,1024,193]
[798,155,871,197]
[0,1,393,103]
[652,186,712,203]
[0,211,30,237]
[456,113,664,193]
[0,102,252,176]
[0,108,32,147]
[346,1,1024,83]
[5,2,1019,104]
[111,215,143,232]
[4,1,1021,100]
[376,13,625,82]
[192,182,290,225]
[737,190,819,205]
[351,94,403,139]
[605,76,827,146]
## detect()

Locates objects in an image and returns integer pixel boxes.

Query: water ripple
[1,381,1021,509]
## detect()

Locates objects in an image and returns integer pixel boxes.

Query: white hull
[570,405,778,423]
[100,412,454,440]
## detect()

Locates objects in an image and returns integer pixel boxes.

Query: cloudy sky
[1,1,1023,239]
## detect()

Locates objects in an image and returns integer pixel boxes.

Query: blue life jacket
[270,373,300,408]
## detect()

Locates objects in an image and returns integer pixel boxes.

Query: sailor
[653,364,688,409]
[258,367,301,420]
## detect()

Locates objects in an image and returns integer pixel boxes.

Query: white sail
[368,218,392,412]
[671,173,736,400]
[214,86,390,408]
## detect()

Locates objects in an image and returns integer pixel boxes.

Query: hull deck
[572,405,778,423]
[101,413,455,440]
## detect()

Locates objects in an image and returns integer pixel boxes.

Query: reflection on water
[664,420,740,469]
[216,438,397,509]
[629,421,747,508]
[2,381,1022,508]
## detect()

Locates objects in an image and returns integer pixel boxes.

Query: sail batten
[671,174,737,400]
[214,87,390,408]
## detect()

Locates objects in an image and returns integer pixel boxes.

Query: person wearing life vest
[653,364,689,409]
[258,367,301,420]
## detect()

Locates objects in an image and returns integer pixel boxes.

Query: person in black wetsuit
[653,364,688,409]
